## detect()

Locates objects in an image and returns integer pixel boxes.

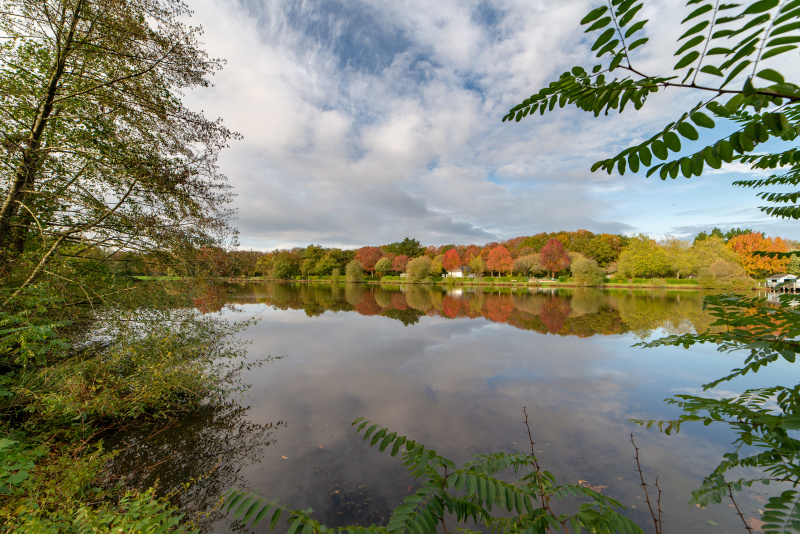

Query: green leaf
[690,111,715,128]
[628,37,649,50]
[592,28,616,51]
[652,140,668,160]
[618,157,627,174]
[628,152,640,172]
[761,44,798,59]
[700,65,723,76]
[757,68,785,83]
[676,35,705,55]
[679,21,710,41]
[639,146,652,166]
[270,508,282,529]
[680,157,693,177]
[683,4,713,23]
[742,0,779,15]
[664,131,681,152]
[581,6,609,25]
[675,51,700,69]
[677,122,699,140]
[625,20,647,38]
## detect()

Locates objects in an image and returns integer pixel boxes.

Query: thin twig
[631,433,661,534]
[727,483,754,533]
[524,407,563,533]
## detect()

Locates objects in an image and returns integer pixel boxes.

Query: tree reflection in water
[228,282,716,338]
[105,402,282,532]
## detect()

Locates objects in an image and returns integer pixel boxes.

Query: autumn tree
[392,255,410,273]
[486,246,513,277]
[355,247,384,275]
[442,248,462,274]
[728,233,789,277]
[539,239,570,279]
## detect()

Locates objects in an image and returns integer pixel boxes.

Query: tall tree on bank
[505,0,800,528]
[539,238,570,279]
[0,0,237,305]
[485,245,513,277]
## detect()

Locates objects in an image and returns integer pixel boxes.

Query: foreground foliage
[224,415,644,534]
[506,0,800,531]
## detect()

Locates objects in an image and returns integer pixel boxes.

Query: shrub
[331,268,340,283]
[571,258,605,286]
[406,257,431,283]
[345,260,364,283]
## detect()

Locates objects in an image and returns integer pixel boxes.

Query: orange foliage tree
[727,233,789,277]
[442,248,462,273]
[486,246,513,277]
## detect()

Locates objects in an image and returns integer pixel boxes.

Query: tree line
[113,228,800,285]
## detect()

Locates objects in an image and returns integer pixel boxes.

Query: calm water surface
[111,283,795,533]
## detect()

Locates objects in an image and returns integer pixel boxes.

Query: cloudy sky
[183,0,800,250]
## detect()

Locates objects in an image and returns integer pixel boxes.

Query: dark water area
[109,283,795,533]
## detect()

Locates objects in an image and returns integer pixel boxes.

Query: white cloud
[182,0,800,249]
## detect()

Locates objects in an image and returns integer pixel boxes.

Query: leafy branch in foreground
[223,413,644,534]
[504,0,800,218]
[506,1,800,530]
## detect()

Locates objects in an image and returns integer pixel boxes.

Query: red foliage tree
[355,246,384,274]
[486,245,513,276]
[442,248,462,273]
[539,238,570,278]
[392,254,410,272]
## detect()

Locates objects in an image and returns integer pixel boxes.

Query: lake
[109,282,794,533]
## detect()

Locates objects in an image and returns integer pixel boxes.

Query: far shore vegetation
[127,230,792,290]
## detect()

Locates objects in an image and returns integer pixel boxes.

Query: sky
[182,0,800,250]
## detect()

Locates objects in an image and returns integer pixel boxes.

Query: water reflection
[110,283,792,533]
[228,282,715,338]
[105,403,281,532]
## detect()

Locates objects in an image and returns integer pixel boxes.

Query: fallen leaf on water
[281,455,288,459]
[334,490,340,494]
[747,516,764,532]
[751,494,767,504]
[578,480,608,493]
[407,485,413,491]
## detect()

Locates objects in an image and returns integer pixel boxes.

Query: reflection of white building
[766,273,798,290]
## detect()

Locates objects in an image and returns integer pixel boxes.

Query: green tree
[617,235,669,278]
[506,0,800,528]
[384,238,425,258]
[375,257,393,277]
[571,258,605,286]
[406,256,431,282]
[345,260,364,283]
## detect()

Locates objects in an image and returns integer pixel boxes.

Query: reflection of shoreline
[105,403,283,533]
[225,283,714,338]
